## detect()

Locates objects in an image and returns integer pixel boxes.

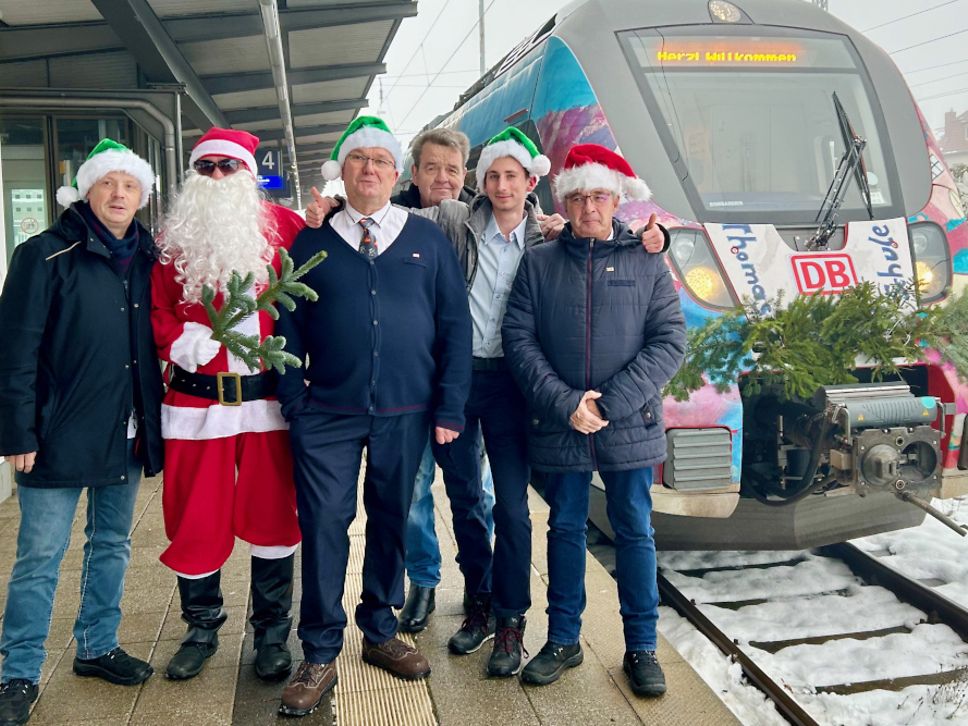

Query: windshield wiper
[808,92,874,250]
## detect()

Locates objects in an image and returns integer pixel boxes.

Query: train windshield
[619,29,896,222]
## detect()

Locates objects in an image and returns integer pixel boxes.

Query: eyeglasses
[565,191,615,207]
[345,153,396,171]
[193,158,244,176]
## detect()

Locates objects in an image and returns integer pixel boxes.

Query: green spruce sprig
[202,247,328,374]
[665,282,968,402]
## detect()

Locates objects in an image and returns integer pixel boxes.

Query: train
[409,0,968,549]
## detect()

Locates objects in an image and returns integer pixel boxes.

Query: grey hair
[410,128,470,168]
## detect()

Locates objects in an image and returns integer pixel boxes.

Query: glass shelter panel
[1,117,48,263]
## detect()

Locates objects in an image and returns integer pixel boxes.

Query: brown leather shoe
[278,661,338,717]
[361,636,431,680]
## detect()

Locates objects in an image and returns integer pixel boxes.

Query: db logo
[791,254,858,295]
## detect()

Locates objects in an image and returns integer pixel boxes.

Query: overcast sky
[368,0,968,145]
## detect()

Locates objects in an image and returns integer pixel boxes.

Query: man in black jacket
[502,144,686,698]
[0,139,164,725]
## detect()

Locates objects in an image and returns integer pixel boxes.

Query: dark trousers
[432,369,531,618]
[289,409,429,664]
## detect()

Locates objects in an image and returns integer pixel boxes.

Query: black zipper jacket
[0,205,164,487]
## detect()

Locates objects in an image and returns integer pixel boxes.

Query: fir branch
[665,283,968,402]
[202,247,328,371]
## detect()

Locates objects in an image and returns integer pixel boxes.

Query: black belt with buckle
[169,366,278,406]
[472,357,508,372]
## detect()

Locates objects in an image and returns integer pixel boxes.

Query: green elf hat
[474,126,551,192]
[321,115,403,181]
[56,138,155,209]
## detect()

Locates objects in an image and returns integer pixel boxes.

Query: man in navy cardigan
[275,117,471,718]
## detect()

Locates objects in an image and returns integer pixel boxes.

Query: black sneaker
[487,615,527,677]
[623,650,666,697]
[447,598,494,655]
[0,679,38,726]
[73,647,153,686]
[520,641,583,685]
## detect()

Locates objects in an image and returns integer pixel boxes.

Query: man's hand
[537,213,566,240]
[641,213,664,253]
[569,390,609,434]
[435,426,460,445]
[9,452,37,474]
[305,187,338,229]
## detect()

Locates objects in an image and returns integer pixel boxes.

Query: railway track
[654,543,968,724]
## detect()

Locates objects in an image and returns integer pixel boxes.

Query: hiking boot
[0,679,38,726]
[278,661,337,717]
[447,598,494,655]
[623,650,666,697]
[487,615,527,677]
[520,641,583,686]
[73,647,153,686]
[361,637,431,680]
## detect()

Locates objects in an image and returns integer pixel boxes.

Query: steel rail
[657,573,821,726]
[821,542,968,642]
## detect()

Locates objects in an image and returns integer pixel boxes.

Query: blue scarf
[76,201,139,274]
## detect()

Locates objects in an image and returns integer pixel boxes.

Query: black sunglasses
[193,158,244,176]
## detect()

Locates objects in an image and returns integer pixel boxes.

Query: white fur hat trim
[321,127,403,181]
[59,149,155,209]
[475,140,550,192]
[553,163,651,203]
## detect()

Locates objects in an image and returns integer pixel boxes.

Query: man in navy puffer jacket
[502,144,685,697]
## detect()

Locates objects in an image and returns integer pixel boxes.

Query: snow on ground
[656,495,968,725]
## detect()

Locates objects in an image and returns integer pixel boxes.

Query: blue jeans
[543,467,658,652]
[405,433,495,588]
[0,445,142,684]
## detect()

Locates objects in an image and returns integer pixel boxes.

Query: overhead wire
[397,0,499,129]
[888,27,968,54]
[384,0,455,101]
[861,1,961,32]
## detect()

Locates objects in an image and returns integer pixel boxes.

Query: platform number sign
[257,149,284,190]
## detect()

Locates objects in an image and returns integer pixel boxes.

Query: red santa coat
[151,202,305,440]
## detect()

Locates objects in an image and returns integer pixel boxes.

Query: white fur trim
[57,186,81,208]
[531,154,551,177]
[321,159,342,181]
[161,399,288,440]
[75,149,155,208]
[336,127,403,171]
[251,544,298,559]
[189,139,258,177]
[475,140,548,192]
[554,163,653,203]
[174,568,219,579]
[623,176,651,201]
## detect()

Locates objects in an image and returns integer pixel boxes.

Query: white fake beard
[157,170,276,304]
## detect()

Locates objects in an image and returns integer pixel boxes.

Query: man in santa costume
[151,128,304,683]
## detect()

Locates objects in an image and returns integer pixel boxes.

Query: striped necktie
[358,217,378,259]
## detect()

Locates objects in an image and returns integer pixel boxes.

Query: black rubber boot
[166,572,227,680]
[250,555,294,682]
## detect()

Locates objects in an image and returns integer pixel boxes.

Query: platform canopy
[0,0,415,200]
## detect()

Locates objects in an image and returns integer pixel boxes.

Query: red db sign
[791,254,858,295]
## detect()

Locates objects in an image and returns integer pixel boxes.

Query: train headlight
[908,222,950,302]
[669,228,736,310]
[708,1,749,24]
[685,266,722,301]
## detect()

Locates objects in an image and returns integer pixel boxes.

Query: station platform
[0,465,737,725]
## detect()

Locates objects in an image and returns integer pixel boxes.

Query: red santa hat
[553,144,651,203]
[189,127,259,175]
